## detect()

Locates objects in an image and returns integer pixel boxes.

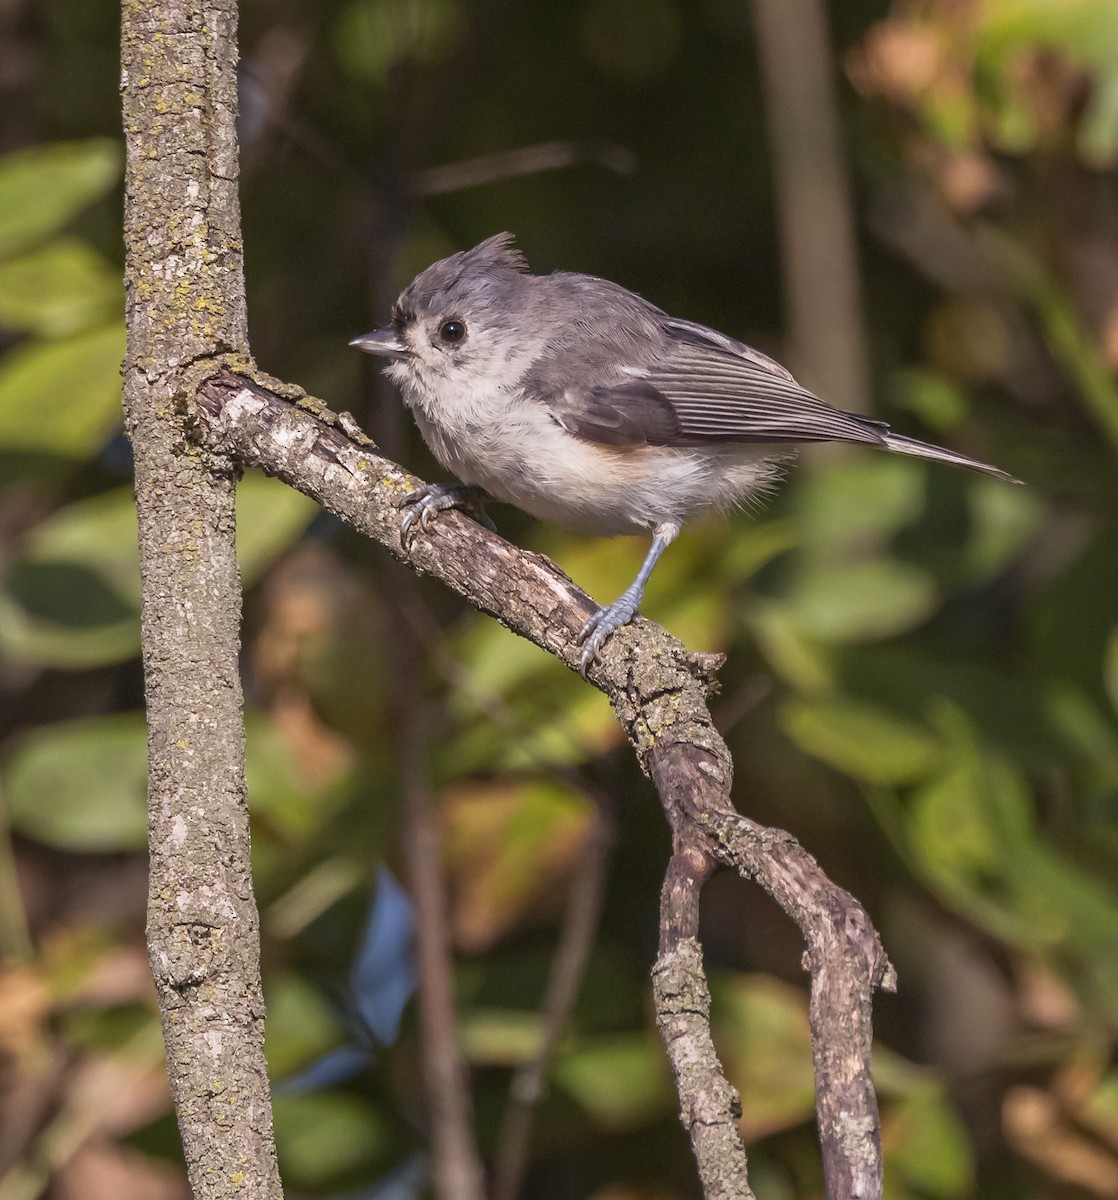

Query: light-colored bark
[121,2,282,1196]
[196,370,896,1200]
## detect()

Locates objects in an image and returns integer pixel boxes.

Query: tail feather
[882,431,1021,484]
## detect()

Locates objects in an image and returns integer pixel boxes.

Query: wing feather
[525,297,1017,481]
[548,380,681,447]
[642,345,889,446]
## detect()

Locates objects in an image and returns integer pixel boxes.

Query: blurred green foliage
[2,0,1118,1198]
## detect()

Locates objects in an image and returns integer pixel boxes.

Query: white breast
[389,364,779,536]
[416,405,777,537]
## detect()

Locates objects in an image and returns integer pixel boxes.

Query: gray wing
[547,379,681,446]
[646,328,889,446]
[536,315,1019,481]
[543,316,889,448]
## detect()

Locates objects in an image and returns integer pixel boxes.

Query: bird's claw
[576,594,640,678]
[397,484,494,548]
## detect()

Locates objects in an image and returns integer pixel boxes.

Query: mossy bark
[121,3,281,1197]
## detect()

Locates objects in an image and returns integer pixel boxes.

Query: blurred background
[2,0,1118,1196]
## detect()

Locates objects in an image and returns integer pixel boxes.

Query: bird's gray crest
[397,232,529,318]
[462,232,529,275]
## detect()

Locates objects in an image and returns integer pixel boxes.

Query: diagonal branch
[194,367,897,1200]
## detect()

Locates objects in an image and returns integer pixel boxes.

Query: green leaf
[1007,840,1118,1014]
[457,945,644,1031]
[459,1008,545,1065]
[0,237,122,336]
[265,857,367,939]
[454,608,558,699]
[884,1085,973,1197]
[781,698,940,785]
[0,324,125,456]
[0,140,122,258]
[747,601,836,695]
[0,560,139,668]
[236,472,319,586]
[554,1033,673,1128]
[1009,247,1118,450]
[245,714,348,844]
[0,487,140,668]
[272,1091,391,1189]
[909,746,1014,878]
[1105,627,1118,722]
[979,0,1118,75]
[1031,525,1118,699]
[1046,686,1118,791]
[648,575,729,656]
[443,779,594,949]
[264,973,345,1078]
[1083,1070,1118,1136]
[844,646,1073,772]
[2,713,148,852]
[720,517,801,581]
[962,474,1046,582]
[333,0,462,85]
[449,550,623,772]
[902,708,1118,1007]
[891,368,970,433]
[796,457,927,550]
[787,558,938,642]
[710,973,816,1139]
[1080,71,1118,165]
[16,487,139,595]
[906,725,1047,944]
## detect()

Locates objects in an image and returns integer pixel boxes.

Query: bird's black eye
[439,319,466,345]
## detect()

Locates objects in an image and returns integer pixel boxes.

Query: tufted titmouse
[352,234,1018,675]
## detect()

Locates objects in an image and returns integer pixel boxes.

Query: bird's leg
[396,482,496,547]
[577,521,680,676]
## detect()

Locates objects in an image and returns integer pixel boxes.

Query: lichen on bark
[121,2,282,1197]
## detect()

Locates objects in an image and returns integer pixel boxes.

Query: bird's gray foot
[397,483,495,547]
[577,587,642,677]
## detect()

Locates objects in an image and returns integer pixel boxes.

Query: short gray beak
[350,327,409,358]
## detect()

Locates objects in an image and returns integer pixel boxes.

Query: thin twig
[654,938,755,1200]
[395,582,620,1200]
[0,777,32,962]
[399,710,486,1200]
[492,796,615,1200]
[412,141,636,196]
[650,745,895,1200]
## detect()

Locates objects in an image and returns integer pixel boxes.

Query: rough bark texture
[649,745,896,1200]
[653,940,755,1200]
[121,3,282,1198]
[194,370,897,1200]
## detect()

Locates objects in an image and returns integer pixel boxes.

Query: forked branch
[194,367,896,1200]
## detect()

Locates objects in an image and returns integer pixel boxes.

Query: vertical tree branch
[653,831,754,1200]
[399,715,487,1200]
[492,797,615,1200]
[121,2,282,1196]
[750,0,870,412]
[649,744,894,1200]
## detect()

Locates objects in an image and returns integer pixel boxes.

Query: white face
[384,300,536,424]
